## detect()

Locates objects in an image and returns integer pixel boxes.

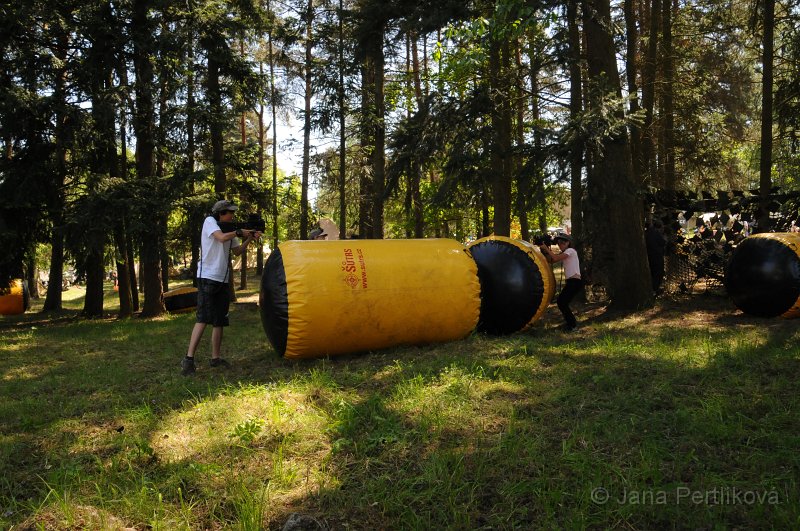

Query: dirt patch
[540,292,797,335]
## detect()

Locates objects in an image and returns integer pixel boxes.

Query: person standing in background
[182,199,262,376]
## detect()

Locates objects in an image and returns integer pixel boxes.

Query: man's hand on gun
[235,228,264,240]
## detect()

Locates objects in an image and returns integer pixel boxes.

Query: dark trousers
[558,278,583,328]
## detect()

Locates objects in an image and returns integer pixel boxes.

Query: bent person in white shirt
[539,232,583,331]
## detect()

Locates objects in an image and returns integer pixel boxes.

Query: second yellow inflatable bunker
[260,239,481,359]
[0,279,30,315]
[467,236,555,335]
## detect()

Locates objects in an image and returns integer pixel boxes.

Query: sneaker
[181,356,196,376]
[210,358,230,368]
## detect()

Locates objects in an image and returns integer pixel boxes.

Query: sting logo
[342,248,358,288]
[342,247,368,289]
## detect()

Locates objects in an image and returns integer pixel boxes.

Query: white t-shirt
[197,216,240,283]
[562,248,581,280]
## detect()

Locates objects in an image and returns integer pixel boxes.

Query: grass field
[1,276,799,529]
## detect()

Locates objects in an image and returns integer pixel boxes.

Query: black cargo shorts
[196,278,230,327]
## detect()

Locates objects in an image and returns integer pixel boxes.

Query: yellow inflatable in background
[260,239,481,359]
[163,286,198,314]
[0,279,30,315]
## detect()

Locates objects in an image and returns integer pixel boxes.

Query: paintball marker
[217,213,266,236]
[532,233,554,247]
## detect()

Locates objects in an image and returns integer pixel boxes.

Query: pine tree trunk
[267,0,279,250]
[118,63,137,312]
[208,55,225,196]
[126,228,139,312]
[160,217,170,293]
[338,0,347,239]
[370,28,386,239]
[567,0,585,274]
[410,34,424,238]
[257,66,265,275]
[132,0,164,317]
[42,32,69,313]
[359,62,374,238]
[583,0,653,310]
[42,222,64,312]
[529,44,546,235]
[640,0,661,186]
[759,0,775,230]
[488,36,513,236]
[114,222,133,318]
[515,41,530,241]
[300,0,314,240]
[624,0,642,180]
[661,0,676,190]
[82,250,105,318]
[26,257,39,299]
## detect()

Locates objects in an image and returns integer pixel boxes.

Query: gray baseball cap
[212,199,238,213]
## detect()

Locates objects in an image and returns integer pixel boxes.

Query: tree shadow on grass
[3,295,799,529]
[277,310,800,529]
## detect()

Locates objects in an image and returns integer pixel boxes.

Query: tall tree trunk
[187,21,196,185]
[114,222,133,318]
[529,44,546,235]
[160,217,170,293]
[117,61,137,310]
[338,0,347,239]
[126,225,139,312]
[208,54,225,196]
[239,37,249,291]
[583,0,653,310]
[42,33,69,313]
[84,26,118,319]
[404,35,413,240]
[410,33,424,237]
[26,256,39,299]
[82,7,115,318]
[158,65,170,294]
[488,36,513,236]
[83,251,105,318]
[481,180,491,237]
[42,220,65,312]
[206,39,235,301]
[759,0,775,230]
[359,61,374,238]
[567,0,585,268]
[640,0,661,186]
[268,0,279,250]
[257,62,266,275]
[370,27,386,239]
[186,21,201,284]
[132,0,164,317]
[661,0,676,190]
[515,41,531,241]
[624,0,642,180]
[300,0,314,239]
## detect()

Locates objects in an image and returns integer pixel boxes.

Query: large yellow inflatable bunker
[467,236,555,335]
[0,279,31,315]
[260,239,481,359]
